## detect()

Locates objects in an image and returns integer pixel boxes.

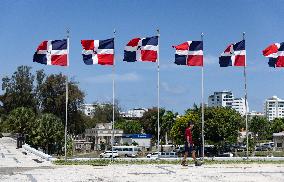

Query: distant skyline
[1,0,284,114]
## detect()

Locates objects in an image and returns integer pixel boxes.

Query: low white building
[264,96,284,121]
[248,111,265,120]
[120,108,148,118]
[85,123,124,150]
[273,132,284,150]
[81,104,96,117]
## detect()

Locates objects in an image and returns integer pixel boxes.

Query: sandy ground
[1,137,284,182]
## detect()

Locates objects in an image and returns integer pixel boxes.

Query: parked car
[147,152,177,159]
[218,152,234,157]
[262,143,273,150]
[99,151,119,158]
[255,145,270,151]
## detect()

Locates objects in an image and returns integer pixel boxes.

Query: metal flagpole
[64,29,70,162]
[201,33,205,160]
[243,32,249,159]
[157,29,160,155]
[111,29,116,161]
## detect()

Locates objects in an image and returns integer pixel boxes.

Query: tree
[5,107,36,135]
[29,113,64,154]
[203,107,243,147]
[171,106,243,151]
[161,110,178,144]
[90,101,121,124]
[170,112,199,145]
[139,107,165,141]
[115,119,142,134]
[270,118,284,134]
[1,66,37,112]
[38,74,85,134]
[249,116,270,141]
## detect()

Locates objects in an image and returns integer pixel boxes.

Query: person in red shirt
[181,121,197,166]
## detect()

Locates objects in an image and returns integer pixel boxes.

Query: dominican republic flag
[33,39,68,66]
[262,42,284,67]
[172,41,203,66]
[219,40,246,67]
[123,36,158,62]
[81,38,114,65]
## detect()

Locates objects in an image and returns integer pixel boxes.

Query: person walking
[181,121,201,166]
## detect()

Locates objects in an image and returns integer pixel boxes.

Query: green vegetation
[53,159,284,166]
[0,65,86,154]
[171,106,243,151]
[115,119,142,134]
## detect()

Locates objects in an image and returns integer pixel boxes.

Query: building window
[277,143,282,148]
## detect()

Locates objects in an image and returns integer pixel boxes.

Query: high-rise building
[232,98,249,116]
[208,91,248,116]
[208,90,234,107]
[264,96,284,121]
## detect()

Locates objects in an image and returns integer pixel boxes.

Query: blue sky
[0,0,283,114]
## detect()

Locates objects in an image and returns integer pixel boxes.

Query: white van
[112,146,141,157]
[147,152,177,159]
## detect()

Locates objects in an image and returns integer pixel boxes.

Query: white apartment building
[232,98,249,116]
[120,108,148,118]
[264,96,284,121]
[208,91,248,116]
[208,91,234,107]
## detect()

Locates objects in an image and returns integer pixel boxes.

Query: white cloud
[84,72,141,83]
[161,82,187,94]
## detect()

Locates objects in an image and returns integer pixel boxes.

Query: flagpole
[201,33,205,160]
[243,32,249,159]
[64,29,70,162]
[157,29,160,155]
[111,29,116,161]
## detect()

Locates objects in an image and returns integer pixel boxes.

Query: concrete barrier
[22,144,53,161]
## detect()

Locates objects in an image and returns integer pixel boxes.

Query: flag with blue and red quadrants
[262,42,284,68]
[219,40,246,67]
[123,36,158,62]
[172,41,203,66]
[33,39,68,66]
[81,38,114,65]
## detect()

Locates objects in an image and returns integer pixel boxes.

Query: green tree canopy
[171,106,243,149]
[6,107,36,134]
[90,101,121,125]
[29,113,64,153]
[161,110,178,143]
[37,73,85,134]
[139,107,165,140]
[170,112,199,145]
[115,119,142,134]
[0,66,87,135]
[249,116,270,140]
[270,118,284,133]
[1,66,37,112]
